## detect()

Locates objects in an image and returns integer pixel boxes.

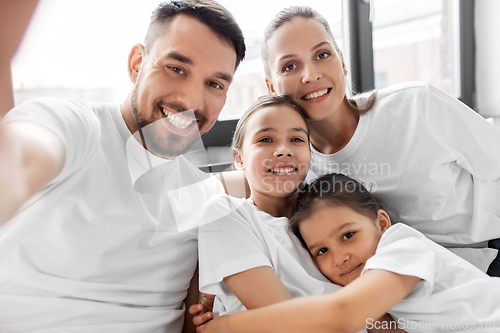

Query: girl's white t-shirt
[363,223,500,333]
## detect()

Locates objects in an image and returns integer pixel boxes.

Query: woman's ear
[265,79,277,95]
[233,150,245,171]
[376,209,391,232]
[128,43,145,83]
[339,51,348,76]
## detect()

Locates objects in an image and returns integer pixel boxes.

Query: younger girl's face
[236,104,310,198]
[265,18,348,121]
[299,205,390,286]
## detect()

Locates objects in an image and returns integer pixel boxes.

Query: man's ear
[265,79,277,95]
[376,209,391,232]
[128,43,145,83]
[233,150,245,171]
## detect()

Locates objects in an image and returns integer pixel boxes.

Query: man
[0,1,245,332]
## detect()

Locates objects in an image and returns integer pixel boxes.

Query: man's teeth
[271,167,295,174]
[303,89,329,100]
[162,109,193,129]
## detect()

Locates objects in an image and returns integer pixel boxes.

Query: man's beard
[129,84,203,159]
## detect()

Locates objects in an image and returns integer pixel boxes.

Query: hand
[189,293,214,328]
[196,315,230,333]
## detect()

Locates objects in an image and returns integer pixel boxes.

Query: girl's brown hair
[232,94,309,151]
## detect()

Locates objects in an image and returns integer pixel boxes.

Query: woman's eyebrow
[278,41,331,62]
[311,41,330,51]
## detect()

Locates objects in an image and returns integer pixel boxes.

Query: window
[12,0,474,167]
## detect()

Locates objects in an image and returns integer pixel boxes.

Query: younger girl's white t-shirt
[363,223,500,333]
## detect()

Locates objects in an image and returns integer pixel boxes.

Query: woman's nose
[301,64,322,84]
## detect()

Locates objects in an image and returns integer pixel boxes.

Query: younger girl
[290,173,500,332]
[197,173,500,333]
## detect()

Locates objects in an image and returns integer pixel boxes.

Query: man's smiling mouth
[161,108,195,129]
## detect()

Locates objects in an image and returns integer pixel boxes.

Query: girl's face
[265,18,348,121]
[235,105,310,199]
[299,205,390,286]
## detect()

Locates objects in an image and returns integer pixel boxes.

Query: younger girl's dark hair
[290,173,388,249]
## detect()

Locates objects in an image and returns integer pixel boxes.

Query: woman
[260,6,500,275]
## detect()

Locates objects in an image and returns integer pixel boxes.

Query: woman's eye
[259,138,272,143]
[291,137,305,143]
[317,248,328,256]
[208,81,222,89]
[342,232,354,241]
[282,63,297,72]
[316,52,330,60]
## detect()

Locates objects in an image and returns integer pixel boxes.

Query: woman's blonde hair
[261,6,377,115]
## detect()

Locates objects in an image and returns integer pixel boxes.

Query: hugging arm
[197,269,419,333]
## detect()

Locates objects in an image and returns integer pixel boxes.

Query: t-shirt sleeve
[198,195,273,295]
[3,98,101,185]
[423,84,500,180]
[362,224,436,298]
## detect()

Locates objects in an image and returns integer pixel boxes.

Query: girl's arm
[223,266,293,309]
[198,269,420,333]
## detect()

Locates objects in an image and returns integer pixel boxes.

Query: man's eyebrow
[215,71,233,84]
[162,51,193,65]
[161,51,233,83]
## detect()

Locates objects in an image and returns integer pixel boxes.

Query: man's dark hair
[144,0,245,69]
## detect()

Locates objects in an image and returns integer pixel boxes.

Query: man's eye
[170,66,185,74]
[343,232,354,241]
[208,81,222,89]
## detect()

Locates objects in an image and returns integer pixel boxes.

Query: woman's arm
[198,269,420,333]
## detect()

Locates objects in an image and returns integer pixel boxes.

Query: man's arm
[183,265,201,333]
[0,0,65,224]
[0,121,65,224]
[0,0,39,115]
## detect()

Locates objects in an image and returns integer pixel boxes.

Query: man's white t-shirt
[308,82,500,269]
[363,223,500,333]
[0,98,223,333]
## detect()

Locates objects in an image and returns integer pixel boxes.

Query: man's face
[127,14,237,158]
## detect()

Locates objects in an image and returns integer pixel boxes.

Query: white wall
[475,0,500,126]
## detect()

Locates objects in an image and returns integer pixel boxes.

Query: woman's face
[266,18,348,121]
[235,105,310,199]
